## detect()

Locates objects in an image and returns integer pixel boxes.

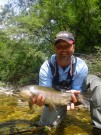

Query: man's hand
[31,94,45,106]
[66,90,80,110]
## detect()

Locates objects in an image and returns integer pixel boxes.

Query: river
[0,92,93,135]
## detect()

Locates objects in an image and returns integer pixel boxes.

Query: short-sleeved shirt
[39,54,88,92]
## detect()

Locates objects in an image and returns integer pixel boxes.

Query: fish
[15,85,90,110]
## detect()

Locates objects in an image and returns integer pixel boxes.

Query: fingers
[66,90,80,103]
[66,90,80,111]
[67,103,74,110]
[31,94,45,106]
[71,94,77,103]
[36,94,45,106]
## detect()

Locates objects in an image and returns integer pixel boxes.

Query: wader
[84,74,101,134]
[38,105,67,126]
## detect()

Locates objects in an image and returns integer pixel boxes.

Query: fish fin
[28,98,33,110]
[48,103,56,111]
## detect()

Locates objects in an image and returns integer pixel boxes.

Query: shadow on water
[0,119,33,134]
[0,118,44,135]
[0,94,93,135]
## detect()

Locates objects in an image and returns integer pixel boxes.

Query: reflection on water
[0,94,92,135]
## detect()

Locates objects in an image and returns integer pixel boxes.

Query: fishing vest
[48,55,77,90]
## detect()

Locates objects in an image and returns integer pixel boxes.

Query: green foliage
[0,32,47,84]
[83,54,101,77]
[2,0,100,53]
[94,46,101,54]
[0,0,100,84]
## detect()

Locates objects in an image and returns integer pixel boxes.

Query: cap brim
[55,38,74,45]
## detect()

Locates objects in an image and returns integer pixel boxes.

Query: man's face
[54,40,75,60]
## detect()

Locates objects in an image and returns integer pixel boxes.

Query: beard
[56,55,72,67]
[58,54,71,61]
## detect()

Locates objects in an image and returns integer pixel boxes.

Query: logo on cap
[56,33,69,38]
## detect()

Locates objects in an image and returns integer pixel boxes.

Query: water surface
[0,94,92,135]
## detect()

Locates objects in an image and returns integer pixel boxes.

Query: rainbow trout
[17,85,90,110]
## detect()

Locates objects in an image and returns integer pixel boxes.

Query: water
[0,94,92,135]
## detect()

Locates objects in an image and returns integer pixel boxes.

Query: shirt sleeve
[71,61,88,91]
[39,60,53,87]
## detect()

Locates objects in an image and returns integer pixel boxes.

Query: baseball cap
[54,31,75,45]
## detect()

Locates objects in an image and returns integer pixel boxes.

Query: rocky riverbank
[0,82,14,95]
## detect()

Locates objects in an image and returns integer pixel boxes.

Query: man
[31,31,88,127]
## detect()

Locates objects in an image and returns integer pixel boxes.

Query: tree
[0,0,100,84]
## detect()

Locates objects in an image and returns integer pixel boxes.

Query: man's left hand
[66,90,80,110]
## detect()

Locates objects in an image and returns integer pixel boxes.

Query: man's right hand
[31,94,45,106]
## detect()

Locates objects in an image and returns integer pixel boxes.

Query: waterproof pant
[84,74,101,129]
[38,105,67,126]
[38,74,101,129]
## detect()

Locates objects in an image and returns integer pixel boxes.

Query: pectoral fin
[48,103,56,111]
[28,98,33,110]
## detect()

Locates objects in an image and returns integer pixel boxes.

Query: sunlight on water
[0,94,92,135]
